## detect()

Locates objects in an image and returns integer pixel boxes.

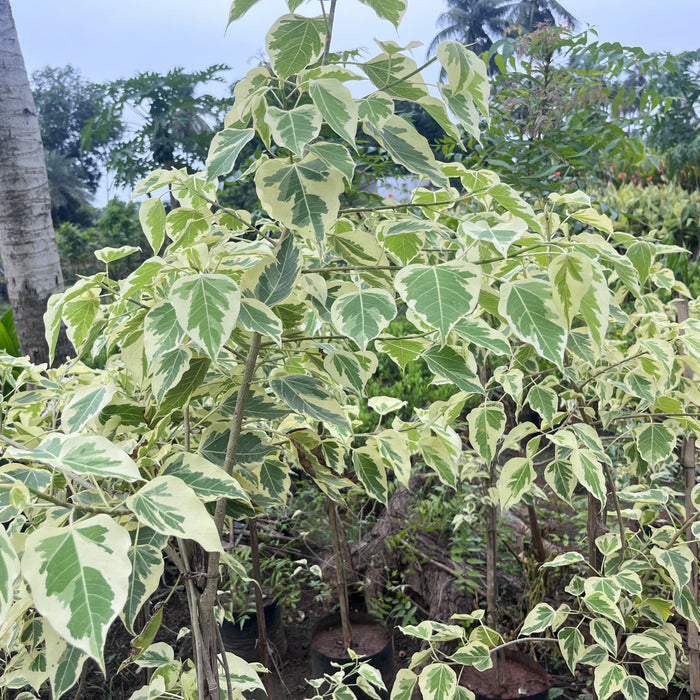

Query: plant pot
[310,612,394,700]
[458,648,550,700]
[220,599,287,663]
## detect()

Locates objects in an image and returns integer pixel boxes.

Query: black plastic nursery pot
[310,612,394,700]
[458,648,550,700]
[220,599,287,663]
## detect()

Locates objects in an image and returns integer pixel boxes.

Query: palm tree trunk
[0,0,69,365]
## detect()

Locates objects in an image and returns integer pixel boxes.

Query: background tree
[428,0,513,58]
[92,65,230,188]
[0,0,70,364]
[31,65,121,194]
[508,0,577,33]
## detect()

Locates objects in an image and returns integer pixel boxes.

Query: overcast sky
[12,0,700,87]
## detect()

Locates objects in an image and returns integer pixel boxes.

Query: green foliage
[1,2,699,698]
[92,65,230,187]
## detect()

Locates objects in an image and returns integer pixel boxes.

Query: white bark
[0,0,67,364]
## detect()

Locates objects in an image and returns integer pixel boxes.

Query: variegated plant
[0,1,699,699]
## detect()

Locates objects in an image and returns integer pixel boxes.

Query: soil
[459,649,549,700]
[311,621,389,658]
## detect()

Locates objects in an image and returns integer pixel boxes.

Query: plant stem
[249,517,273,697]
[321,0,337,65]
[328,498,353,651]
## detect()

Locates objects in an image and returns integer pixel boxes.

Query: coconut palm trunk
[0,0,69,364]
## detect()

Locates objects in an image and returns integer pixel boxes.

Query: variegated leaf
[497,457,535,511]
[310,79,358,147]
[127,476,223,553]
[238,298,283,343]
[423,346,483,395]
[270,374,349,429]
[549,251,593,325]
[62,383,116,433]
[0,525,20,628]
[5,433,141,482]
[266,14,326,78]
[467,401,506,464]
[151,347,192,405]
[161,452,251,504]
[331,287,397,350]
[169,273,240,360]
[418,663,457,700]
[22,515,131,670]
[243,234,300,307]
[122,526,166,635]
[358,0,406,26]
[44,621,88,699]
[594,660,626,700]
[205,127,255,181]
[138,198,166,255]
[499,279,567,368]
[558,627,585,673]
[144,302,183,366]
[364,115,449,189]
[266,105,322,156]
[453,317,510,355]
[396,260,481,342]
[255,155,345,245]
[353,445,389,505]
[459,219,529,258]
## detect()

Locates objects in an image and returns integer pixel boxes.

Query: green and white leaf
[558,626,585,673]
[521,602,556,635]
[375,336,428,368]
[310,79,358,147]
[270,374,349,429]
[594,660,626,700]
[353,445,389,505]
[358,92,394,123]
[652,545,694,589]
[390,669,417,700]
[228,0,263,23]
[635,424,675,466]
[591,618,618,655]
[266,14,326,78]
[44,622,88,700]
[62,383,116,433]
[205,127,255,180]
[94,245,140,264]
[453,317,511,355]
[144,302,183,366]
[238,298,283,343]
[21,515,131,670]
[331,288,396,350]
[622,676,649,700]
[358,0,406,26]
[571,448,606,508]
[0,525,20,627]
[362,53,429,102]
[364,116,450,189]
[541,551,585,569]
[584,592,625,626]
[243,234,300,307]
[423,346,484,395]
[6,433,141,482]
[138,198,166,254]
[266,104,322,156]
[498,457,535,511]
[499,279,567,368]
[151,347,192,405]
[549,252,593,324]
[396,261,481,342]
[255,155,345,244]
[459,219,528,258]
[122,527,166,635]
[161,453,251,504]
[370,429,412,488]
[526,385,558,427]
[418,663,457,700]
[127,476,223,552]
[169,273,240,360]
[467,401,506,463]
[306,142,355,182]
[626,634,666,659]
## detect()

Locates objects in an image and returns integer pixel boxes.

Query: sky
[9,0,700,204]
[12,0,700,87]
